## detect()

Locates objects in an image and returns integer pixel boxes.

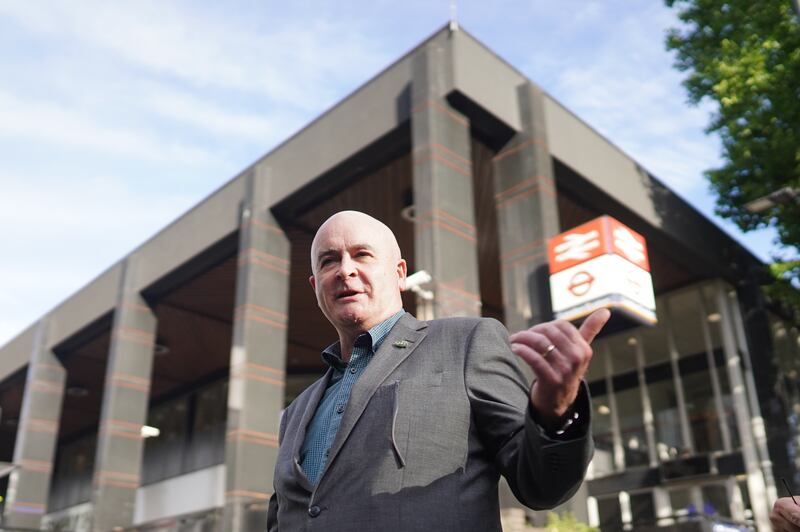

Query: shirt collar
[321,310,405,370]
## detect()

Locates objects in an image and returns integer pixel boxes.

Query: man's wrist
[529,382,591,439]
[530,403,577,436]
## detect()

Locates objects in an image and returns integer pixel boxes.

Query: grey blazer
[267,314,593,532]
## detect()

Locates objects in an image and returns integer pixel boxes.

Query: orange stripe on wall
[246,218,285,236]
[226,490,273,500]
[414,152,472,178]
[493,137,547,162]
[411,99,469,127]
[235,303,288,321]
[415,220,477,243]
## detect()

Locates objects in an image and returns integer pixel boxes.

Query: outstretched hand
[509,309,611,429]
[772,497,800,531]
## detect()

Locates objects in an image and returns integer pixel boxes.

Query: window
[49,434,95,511]
[185,379,228,471]
[142,396,189,484]
[645,364,686,459]
[597,495,623,531]
[141,378,229,485]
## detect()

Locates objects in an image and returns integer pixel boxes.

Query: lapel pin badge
[392,340,409,348]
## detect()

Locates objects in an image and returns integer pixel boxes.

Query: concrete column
[3,320,65,528]
[223,169,290,532]
[604,345,625,471]
[662,298,695,454]
[492,82,560,331]
[696,289,733,451]
[714,282,771,532]
[632,332,658,467]
[727,288,778,502]
[410,43,481,319]
[91,258,157,531]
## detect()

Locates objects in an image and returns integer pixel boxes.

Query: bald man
[267,211,608,532]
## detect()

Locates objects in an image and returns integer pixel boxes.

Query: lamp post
[743,186,799,214]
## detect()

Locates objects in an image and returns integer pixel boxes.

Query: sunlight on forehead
[310,211,402,271]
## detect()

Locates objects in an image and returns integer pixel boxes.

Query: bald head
[308,210,407,345]
[310,211,401,274]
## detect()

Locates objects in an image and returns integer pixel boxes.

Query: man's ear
[309,275,316,291]
[397,259,408,291]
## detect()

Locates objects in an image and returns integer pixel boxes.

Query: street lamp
[744,186,799,214]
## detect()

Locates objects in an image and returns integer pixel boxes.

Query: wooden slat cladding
[470,136,504,323]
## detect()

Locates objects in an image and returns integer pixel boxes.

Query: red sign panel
[547,215,650,274]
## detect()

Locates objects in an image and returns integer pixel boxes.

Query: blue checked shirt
[300,310,405,485]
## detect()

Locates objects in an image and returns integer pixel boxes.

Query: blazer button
[308,505,321,518]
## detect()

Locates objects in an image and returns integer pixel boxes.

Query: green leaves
[666,0,800,313]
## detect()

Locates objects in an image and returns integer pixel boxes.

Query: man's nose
[336,255,357,279]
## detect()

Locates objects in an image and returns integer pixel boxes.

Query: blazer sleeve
[464,318,594,510]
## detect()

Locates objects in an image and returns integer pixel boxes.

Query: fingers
[510,330,572,375]
[510,341,561,384]
[772,497,800,531]
[579,308,611,343]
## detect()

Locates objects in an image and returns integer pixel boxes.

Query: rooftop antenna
[449,0,459,31]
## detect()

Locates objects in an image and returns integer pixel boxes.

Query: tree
[665,0,800,311]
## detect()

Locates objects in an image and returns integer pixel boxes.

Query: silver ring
[542,344,556,358]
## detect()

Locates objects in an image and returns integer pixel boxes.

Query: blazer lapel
[317,313,428,484]
[290,368,333,492]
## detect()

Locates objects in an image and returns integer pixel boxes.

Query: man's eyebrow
[316,249,339,261]
[315,244,376,262]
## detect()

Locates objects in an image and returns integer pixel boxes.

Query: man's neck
[336,308,401,362]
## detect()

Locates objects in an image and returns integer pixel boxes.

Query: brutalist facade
[0,26,797,532]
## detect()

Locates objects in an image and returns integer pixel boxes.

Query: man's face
[309,213,407,335]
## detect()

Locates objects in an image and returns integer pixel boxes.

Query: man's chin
[333,309,367,328]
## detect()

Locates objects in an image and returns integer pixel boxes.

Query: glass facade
[142,378,228,484]
[48,378,229,512]
[585,280,766,530]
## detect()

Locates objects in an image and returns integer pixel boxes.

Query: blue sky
[0,1,782,346]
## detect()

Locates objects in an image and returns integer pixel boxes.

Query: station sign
[547,215,657,326]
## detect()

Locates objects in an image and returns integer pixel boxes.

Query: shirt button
[324,448,330,457]
[349,367,357,374]
[336,404,345,414]
[308,505,321,518]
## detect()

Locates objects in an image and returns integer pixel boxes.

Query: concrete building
[1,25,798,531]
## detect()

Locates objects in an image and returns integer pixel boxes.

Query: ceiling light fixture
[153,343,170,356]
[66,385,89,398]
[140,425,160,438]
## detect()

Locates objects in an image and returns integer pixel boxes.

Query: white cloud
[0,89,215,165]
[0,172,197,249]
[0,171,198,346]
[520,3,722,197]
[135,82,300,143]
[0,1,386,109]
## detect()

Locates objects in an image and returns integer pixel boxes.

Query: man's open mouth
[336,289,361,299]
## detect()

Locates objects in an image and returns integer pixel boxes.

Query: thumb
[579,308,611,343]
